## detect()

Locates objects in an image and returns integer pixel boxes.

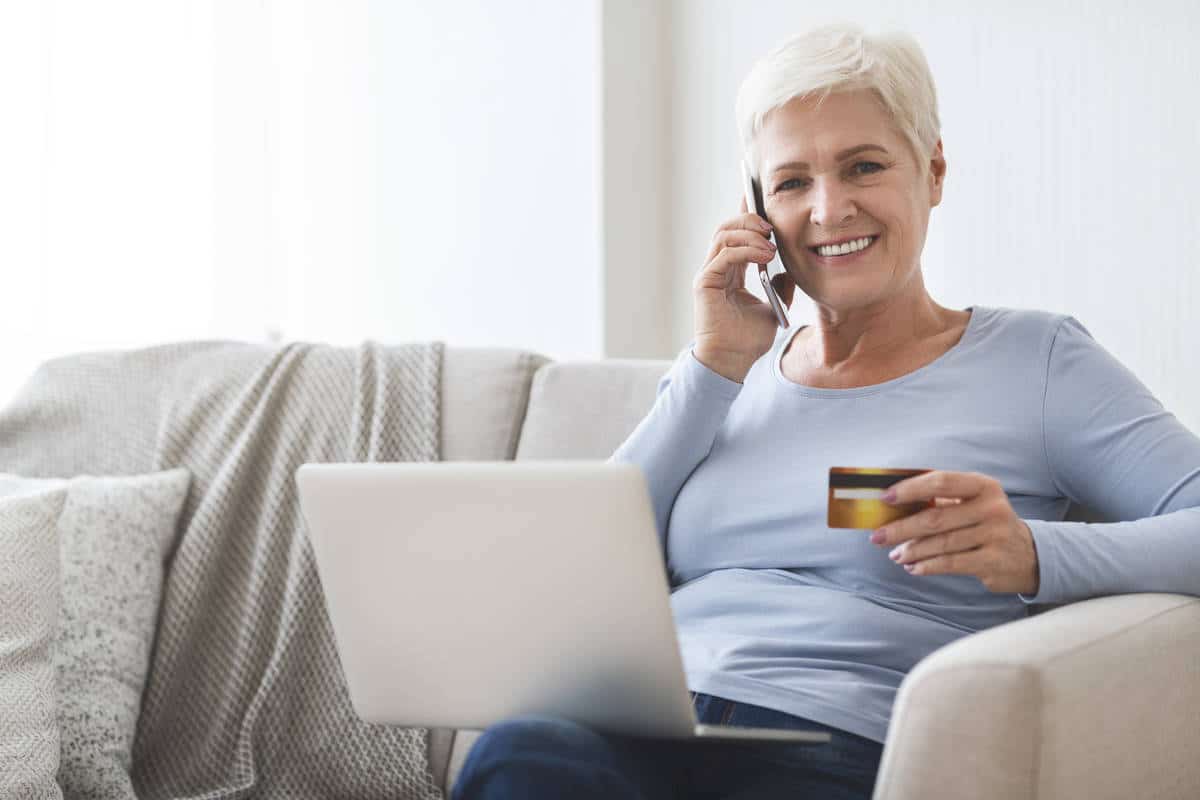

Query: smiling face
[757,89,945,314]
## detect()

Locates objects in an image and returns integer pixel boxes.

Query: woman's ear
[928,139,947,207]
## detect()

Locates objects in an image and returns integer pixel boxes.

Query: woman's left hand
[870,470,1040,595]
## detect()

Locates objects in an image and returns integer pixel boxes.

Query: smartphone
[741,159,790,329]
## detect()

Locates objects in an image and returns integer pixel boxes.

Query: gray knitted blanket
[0,340,445,799]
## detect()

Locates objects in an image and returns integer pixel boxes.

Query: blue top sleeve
[1020,316,1200,603]
[607,345,743,553]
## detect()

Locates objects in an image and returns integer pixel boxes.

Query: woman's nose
[808,180,856,228]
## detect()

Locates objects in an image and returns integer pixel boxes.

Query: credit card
[827,467,934,529]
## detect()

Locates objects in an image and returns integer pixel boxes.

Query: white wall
[665,0,1200,432]
[1,1,220,402]
[369,0,601,358]
[0,0,603,405]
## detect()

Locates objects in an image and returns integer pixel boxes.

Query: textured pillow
[0,485,68,800]
[0,469,191,800]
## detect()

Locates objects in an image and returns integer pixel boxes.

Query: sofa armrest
[874,593,1200,800]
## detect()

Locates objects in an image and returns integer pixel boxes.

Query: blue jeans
[450,692,883,800]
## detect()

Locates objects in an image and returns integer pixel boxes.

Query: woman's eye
[853,161,884,176]
[777,178,808,192]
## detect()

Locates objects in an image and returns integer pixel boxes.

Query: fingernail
[882,488,897,503]
[904,564,915,573]
[870,529,887,545]
[889,547,901,561]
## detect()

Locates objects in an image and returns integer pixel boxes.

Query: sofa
[3,341,1199,800]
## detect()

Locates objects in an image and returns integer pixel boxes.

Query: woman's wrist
[691,347,752,384]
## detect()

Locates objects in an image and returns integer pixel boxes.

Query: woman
[451,22,1200,800]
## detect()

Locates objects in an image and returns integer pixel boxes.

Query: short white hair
[736,23,941,178]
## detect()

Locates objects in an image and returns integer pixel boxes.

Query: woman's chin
[801,281,893,312]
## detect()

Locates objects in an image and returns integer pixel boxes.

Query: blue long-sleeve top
[609,305,1200,744]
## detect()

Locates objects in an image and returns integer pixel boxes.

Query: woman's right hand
[691,201,793,383]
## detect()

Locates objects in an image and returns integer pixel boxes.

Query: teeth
[816,236,874,257]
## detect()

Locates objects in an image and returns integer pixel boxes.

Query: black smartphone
[741,159,790,328]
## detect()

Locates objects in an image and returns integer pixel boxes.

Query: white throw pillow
[0,469,191,800]
[0,485,68,800]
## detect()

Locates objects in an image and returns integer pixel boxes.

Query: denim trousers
[450,692,883,800]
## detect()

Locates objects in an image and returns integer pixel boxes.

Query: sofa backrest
[515,359,672,460]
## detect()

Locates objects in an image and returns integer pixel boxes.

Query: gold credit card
[827,467,934,529]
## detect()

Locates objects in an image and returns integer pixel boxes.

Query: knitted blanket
[0,340,445,799]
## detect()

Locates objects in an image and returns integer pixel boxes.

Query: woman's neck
[796,284,960,373]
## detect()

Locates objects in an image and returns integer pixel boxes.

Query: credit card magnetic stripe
[828,472,915,489]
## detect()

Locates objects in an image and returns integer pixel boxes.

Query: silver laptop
[295,460,830,745]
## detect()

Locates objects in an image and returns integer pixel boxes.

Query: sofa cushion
[442,348,552,461]
[0,470,191,800]
[515,358,672,460]
[0,485,68,800]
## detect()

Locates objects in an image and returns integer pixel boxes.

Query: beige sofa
[438,347,1200,800]
[5,342,1197,799]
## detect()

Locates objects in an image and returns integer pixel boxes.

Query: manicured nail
[882,488,897,503]
[889,548,901,561]
[870,529,888,545]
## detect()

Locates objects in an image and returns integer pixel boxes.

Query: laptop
[295,460,830,745]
